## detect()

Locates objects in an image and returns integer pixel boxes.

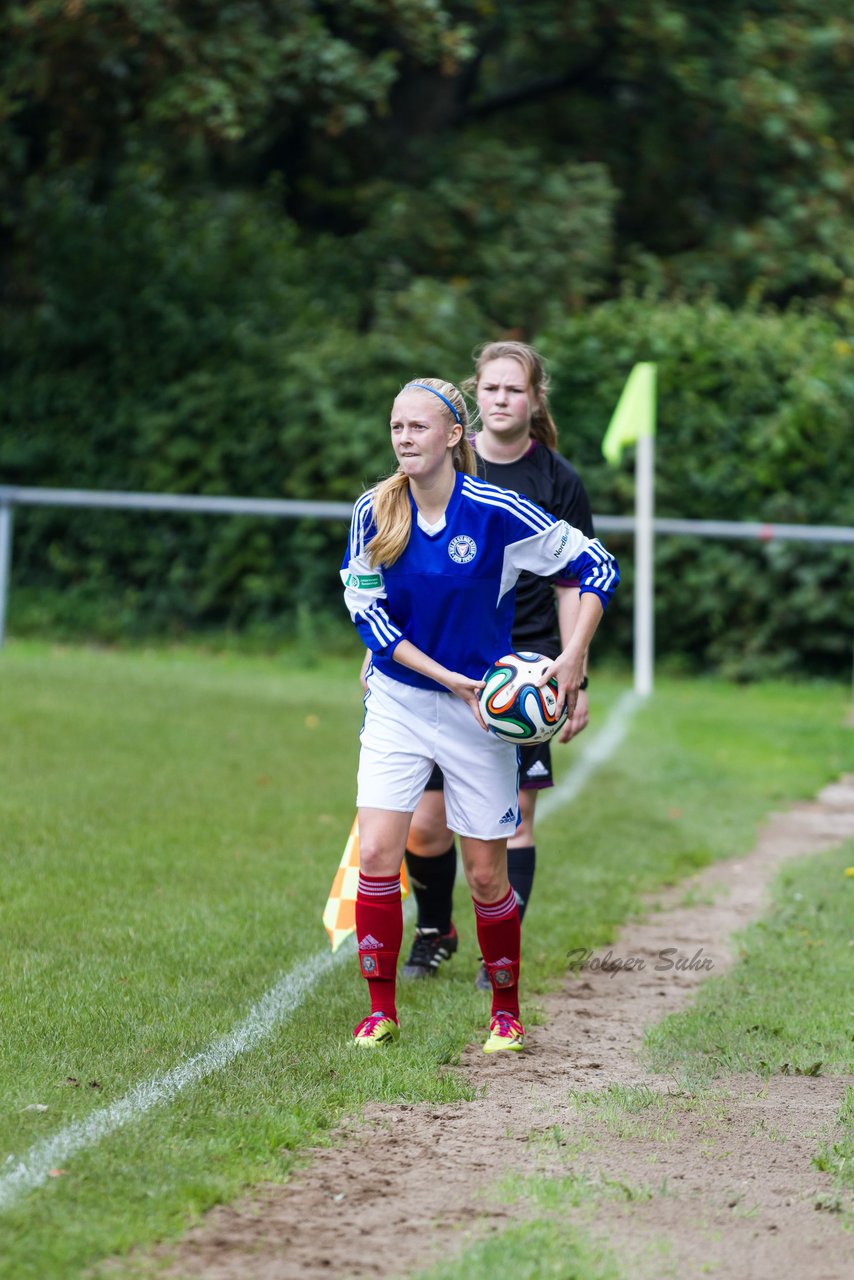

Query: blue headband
[406,382,462,424]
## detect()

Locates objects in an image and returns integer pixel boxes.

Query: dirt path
[149,778,854,1280]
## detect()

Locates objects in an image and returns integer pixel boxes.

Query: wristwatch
[579,676,589,691]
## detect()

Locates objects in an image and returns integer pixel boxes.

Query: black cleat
[401,925,458,979]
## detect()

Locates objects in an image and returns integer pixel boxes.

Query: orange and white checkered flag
[322,817,409,951]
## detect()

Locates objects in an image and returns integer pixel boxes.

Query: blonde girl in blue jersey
[342,377,618,1051]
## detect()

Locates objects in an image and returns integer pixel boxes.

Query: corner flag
[602,363,657,464]
[322,817,409,950]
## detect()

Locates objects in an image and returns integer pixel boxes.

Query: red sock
[356,872,403,1020]
[473,888,521,1018]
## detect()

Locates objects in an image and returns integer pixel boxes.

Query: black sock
[507,845,536,924]
[404,843,456,934]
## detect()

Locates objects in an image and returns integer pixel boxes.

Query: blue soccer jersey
[341,471,619,692]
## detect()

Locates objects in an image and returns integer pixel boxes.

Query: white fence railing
[1,484,852,650]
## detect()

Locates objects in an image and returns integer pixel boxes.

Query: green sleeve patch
[347,572,383,589]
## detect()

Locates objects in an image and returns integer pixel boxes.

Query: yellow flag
[601,363,657,464]
[322,817,410,951]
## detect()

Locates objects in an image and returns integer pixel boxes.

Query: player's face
[390,391,461,481]
[477,357,533,441]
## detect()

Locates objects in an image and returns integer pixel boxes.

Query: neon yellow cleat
[483,1011,525,1053]
[352,1012,400,1047]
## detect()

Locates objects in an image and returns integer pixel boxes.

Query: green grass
[410,1139,658,1280]
[526,674,853,988]
[0,640,851,1278]
[564,1084,680,1144]
[645,843,854,1084]
[643,839,854,1210]
[419,838,854,1280]
[814,1087,854,1214]
[410,1215,620,1280]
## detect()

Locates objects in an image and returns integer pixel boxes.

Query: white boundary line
[0,948,355,1212]
[0,689,640,1213]
[537,689,642,819]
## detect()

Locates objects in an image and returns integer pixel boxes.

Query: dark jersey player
[399,342,595,989]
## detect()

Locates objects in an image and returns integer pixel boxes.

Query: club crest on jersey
[448,534,477,564]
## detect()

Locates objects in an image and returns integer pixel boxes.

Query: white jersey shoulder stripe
[460,476,554,534]
[350,491,377,559]
[358,600,402,647]
[583,538,611,567]
[587,563,618,593]
[580,558,618,593]
[353,490,375,523]
[462,474,553,520]
[463,485,553,535]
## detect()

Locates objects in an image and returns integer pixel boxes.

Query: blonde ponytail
[366,471,413,568]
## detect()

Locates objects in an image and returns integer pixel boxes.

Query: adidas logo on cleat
[483,1011,525,1053]
[353,1012,400,1047]
[498,807,516,825]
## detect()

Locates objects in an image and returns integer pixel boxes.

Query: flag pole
[600,361,657,697]
[634,430,654,697]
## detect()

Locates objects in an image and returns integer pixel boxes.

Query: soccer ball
[478,651,567,744]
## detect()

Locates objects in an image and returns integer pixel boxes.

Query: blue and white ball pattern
[478,651,567,744]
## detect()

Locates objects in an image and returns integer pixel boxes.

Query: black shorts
[425,741,552,794]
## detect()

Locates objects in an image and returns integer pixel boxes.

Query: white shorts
[357,667,520,840]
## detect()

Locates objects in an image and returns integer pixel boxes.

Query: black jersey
[476,441,594,657]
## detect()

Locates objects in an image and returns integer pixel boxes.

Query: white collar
[416,509,447,535]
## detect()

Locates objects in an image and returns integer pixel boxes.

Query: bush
[538,295,854,676]
[2,173,852,676]
[0,169,492,641]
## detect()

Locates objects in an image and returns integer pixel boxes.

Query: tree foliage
[4,2,852,303]
[539,296,854,677]
[1,2,853,672]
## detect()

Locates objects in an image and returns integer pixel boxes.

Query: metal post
[0,499,12,648]
[634,432,654,697]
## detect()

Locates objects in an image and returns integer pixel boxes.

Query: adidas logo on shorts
[525,760,549,779]
[498,807,516,825]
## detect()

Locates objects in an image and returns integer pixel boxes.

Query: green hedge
[538,297,854,677]
[0,174,483,642]
[2,178,852,675]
